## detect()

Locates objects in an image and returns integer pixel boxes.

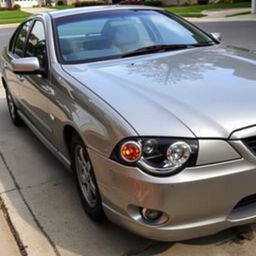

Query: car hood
[63,45,256,138]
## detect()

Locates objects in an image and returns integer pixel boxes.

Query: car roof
[46,5,164,19]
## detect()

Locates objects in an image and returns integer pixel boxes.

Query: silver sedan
[2,5,256,241]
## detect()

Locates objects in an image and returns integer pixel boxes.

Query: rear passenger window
[12,20,32,57]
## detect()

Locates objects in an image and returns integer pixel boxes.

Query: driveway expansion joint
[0,151,61,256]
[0,188,17,195]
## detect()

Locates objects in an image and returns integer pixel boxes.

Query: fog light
[141,208,162,221]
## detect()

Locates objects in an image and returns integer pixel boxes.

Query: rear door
[5,20,33,104]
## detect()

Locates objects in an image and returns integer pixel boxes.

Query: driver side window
[25,21,47,67]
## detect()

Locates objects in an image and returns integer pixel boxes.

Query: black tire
[71,134,105,221]
[5,88,24,127]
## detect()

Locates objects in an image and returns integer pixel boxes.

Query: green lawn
[166,2,251,17]
[54,2,252,18]
[0,10,31,24]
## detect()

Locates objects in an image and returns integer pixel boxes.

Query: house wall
[13,0,39,7]
[0,0,8,7]
[65,0,75,4]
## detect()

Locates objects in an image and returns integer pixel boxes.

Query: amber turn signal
[120,141,142,162]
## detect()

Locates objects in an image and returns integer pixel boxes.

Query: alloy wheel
[75,145,97,208]
[7,91,16,121]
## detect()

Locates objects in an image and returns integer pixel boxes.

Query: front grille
[242,136,256,155]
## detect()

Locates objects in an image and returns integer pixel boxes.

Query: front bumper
[88,140,256,241]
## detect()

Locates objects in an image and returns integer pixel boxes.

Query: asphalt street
[0,21,256,256]
[197,21,256,50]
[0,28,13,70]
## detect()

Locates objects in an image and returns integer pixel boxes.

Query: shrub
[13,4,21,9]
[0,7,21,10]
[57,0,64,5]
[198,0,208,4]
[232,0,250,3]
[143,0,161,6]
[119,0,142,4]
[0,7,11,10]
[74,0,105,7]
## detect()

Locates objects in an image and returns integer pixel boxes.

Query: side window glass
[25,21,47,67]
[12,20,32,57]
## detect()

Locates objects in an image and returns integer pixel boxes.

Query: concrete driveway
[1,21,256,256]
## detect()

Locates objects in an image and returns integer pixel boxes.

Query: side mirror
[10,57,44,75]
[210,32,222,42]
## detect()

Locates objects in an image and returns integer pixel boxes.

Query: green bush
[220,0,233,3]
[198,0,208,4]
[0,7,14,10]
[57,0,64,5]
[232,0,250,3]
[13,4,21,9]
[74,0,105,7]
[144,0,161,6]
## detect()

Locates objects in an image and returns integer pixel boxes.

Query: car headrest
[103,22,140,47]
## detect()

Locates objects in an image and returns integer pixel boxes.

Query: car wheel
[5,88,23,127]
[71,134,105,221]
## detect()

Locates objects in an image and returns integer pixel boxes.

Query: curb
[0,23,19,29]
[187,17,256,22]
[0,114,58,256]
[0,196,27,256]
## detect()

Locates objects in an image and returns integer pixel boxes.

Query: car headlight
[110,138,198,176]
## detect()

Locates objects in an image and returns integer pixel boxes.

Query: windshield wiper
[192,41,215,47]
[121,42,215,58]
[121,44,191,58]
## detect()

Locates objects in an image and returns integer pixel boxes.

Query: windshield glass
[55,10,214,64]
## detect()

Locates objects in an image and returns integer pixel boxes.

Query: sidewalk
[20,7,53,14]
[187,8,256,22]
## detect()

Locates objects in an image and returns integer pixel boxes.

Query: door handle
[17,75,24,82]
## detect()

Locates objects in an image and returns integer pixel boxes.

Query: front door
[19,20,54,143]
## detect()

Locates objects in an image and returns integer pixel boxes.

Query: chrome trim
[137,141,192,175]
[230,126,256,139]
[138,157,177,175]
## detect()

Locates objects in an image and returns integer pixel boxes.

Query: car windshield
[55,9,214,64]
